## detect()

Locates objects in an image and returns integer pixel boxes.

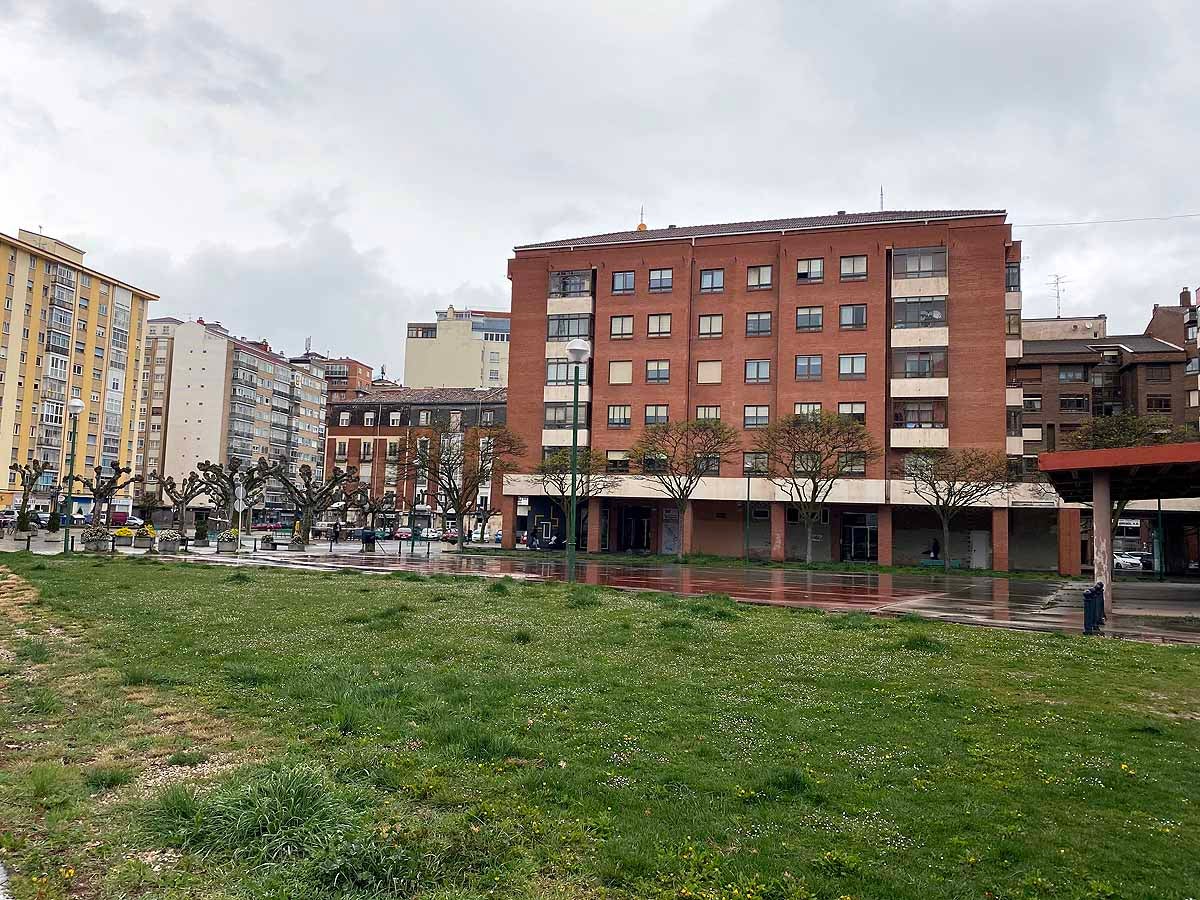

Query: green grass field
[1,554,1198,899]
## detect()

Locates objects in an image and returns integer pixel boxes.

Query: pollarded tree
[69,462,142,527]
[534,449,620,546]
[754,412,881,563]
[406,425,527,545]
[896,449,1019,572]
[197,458,271,528]
[349,487,396,532]
[262,459,358,543]
[628,419,741,562]
[160,471,210,529]
[9,461,48,532]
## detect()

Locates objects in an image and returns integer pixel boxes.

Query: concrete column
[586,497,602,553]
[500,494,516,549]
[991,507,1010,572]
[1057,507,1082,576]
[876,505,893,566]
[681,501,695,557]
[1093,471,1113,615]
[770,503,786,562]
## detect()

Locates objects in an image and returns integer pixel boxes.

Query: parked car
[423,528,441,541]
[1114,552,1143,571]
[396,526,413,540]
[124,516,144,528]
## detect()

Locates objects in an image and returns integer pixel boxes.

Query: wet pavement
[5,537,1199,643]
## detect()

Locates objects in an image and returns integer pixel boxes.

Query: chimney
[1182,286,1194,307]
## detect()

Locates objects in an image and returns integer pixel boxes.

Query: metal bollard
[25,534,31,552]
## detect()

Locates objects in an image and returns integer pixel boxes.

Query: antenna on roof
[1047,273,1070,318]
[880,185,884,211]
[636,205,647,232]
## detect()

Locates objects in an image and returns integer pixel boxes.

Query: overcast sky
[2,0,1197,376]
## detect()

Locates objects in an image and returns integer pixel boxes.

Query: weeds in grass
[331,696,368,735]
[485,580,510,595]
[432,719,525,761]
[900,634,948,653]
[25,762,81,808]
[827,612,883,630]
[566,586,602,609]
[85,764,135,791]
[167,750,209,767]
[14,636,51,663]
[142,783,203,847]
[225,572,253,584]
[121,665,179,686]
[658,618,695,631]
[510,627,534,644]
[24,685,63,714]
[224,663,276,686]
[762,767,823,804]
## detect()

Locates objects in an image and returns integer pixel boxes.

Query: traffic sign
[235,485,246,501]
[234,499,246,513]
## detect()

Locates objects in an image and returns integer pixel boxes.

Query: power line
[1013,212,1200,228]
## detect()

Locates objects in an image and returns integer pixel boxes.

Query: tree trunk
[942,517,952,573]
[300,509,313,542]
[676,500,687,563]
[805,511,815,564]
[457,512,466,551]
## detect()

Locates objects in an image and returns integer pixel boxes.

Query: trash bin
[361,527,376,553]
[1082,582,1104,635]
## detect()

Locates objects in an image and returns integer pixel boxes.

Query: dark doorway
[616,505,653,552]
[841,512,878,562]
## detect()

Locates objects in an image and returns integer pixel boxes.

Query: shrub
[46,511,60,533]
[195,521,209,540]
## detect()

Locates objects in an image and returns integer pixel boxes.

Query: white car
[422,528,441,541]
[1113,553,1142,571]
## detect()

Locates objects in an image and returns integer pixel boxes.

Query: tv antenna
[1047,273,1070,317]
[880,185,884,210]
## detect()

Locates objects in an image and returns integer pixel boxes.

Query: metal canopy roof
[1038,444,1200,504]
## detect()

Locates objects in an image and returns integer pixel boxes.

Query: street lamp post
[565,338,591,584]
[62,397,86,554]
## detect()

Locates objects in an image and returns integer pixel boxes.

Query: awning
[1039,443,1200,504]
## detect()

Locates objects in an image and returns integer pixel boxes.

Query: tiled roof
[1023,335,1186,355]
[336,387,507,406]
[515,209,1006,251]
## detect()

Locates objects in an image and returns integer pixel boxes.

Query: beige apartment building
[145,319,327,519]
[1,228,156,514]
[404,305,510,388]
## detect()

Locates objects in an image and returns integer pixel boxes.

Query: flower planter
[192,538,210,548]
[158,539,181,554]
[288,542,307,552]
[260,538,276,550]
[15,530,36,540]
[83,539,109,553]
[133,536,153,549]
[114,535,133,547]
[216,540,238,554]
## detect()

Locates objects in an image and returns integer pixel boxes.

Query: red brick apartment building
[498,210,1084,573]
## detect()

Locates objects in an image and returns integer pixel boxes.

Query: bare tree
[897,449,1018,571]
[534,449,619,547]
[197,458,271,528]
[160,471,210,529]
[9,461,48,532]
[69,462,142,527]
[262,459,358,543]
[628,419,741,562]
[407,425,527,546]
[754,412,881,563]
[349,487,396,532]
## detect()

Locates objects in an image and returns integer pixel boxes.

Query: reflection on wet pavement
[163,547,1200,644]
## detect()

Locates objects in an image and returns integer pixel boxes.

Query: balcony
[891,428,949,449]
[891,326,948,349]
[1006,436,1024,455]
[891,377,949,398]
[1005,385,1024,407]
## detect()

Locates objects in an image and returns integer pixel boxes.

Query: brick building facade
[498,210,1084,572]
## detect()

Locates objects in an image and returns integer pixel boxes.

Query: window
[549,269,593,298]
[644,404,669,425]
[795,355,822,380]
[796,258,823,283]
[336,441,348,459]
[608,404,631,428]
[840,255,867,281]
[545,403,585,429]
[1146,395,1172,413]
[893,349,948,378]
[894,296,947,328]
[360,440,374,460]
[700,268,724,292]
[696,405,721,420]
[547,314,591,341]
[1189,389,1199,408]
[839,452,867,476]
[696,454,720,475]
[744,405,769,428]
[1005,262,1021,292]
[746,312,772,336]
[696,360,722,383]
[642,454,667,474]
[646,360,670,383]
[338,412,350,426]
[610,315,633,340]
[1007,409,1023,437]
[606,451,629,474]
[794,402,822,418]
[482,410,495,425]
[839,354,867,379]
[389,412,402,427]
[1185,357,1199,376]
[418,410,431,426]
[893,400,947,429]
[698,314,723,338]
[743,452,768,474]
[546,359,571,385]
[1005,312,1021,336]
[747,265,772,290]
[1147,364,1171,382]
[363,411,376,427]
[796,306,823,332]
[893,246,947,279]
[1060,395,1089,412]
[648,268,673,292]
[609,360,633,384]
[745,359,770,383]
[840,304,867,330]
[839,402,866,424]
[647,314,672,337]
[1059,365,1088,383]
[1023,395,1042,412]
[612,271,635,294]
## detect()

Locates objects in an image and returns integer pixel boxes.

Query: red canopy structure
[1039,443,1200,611]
